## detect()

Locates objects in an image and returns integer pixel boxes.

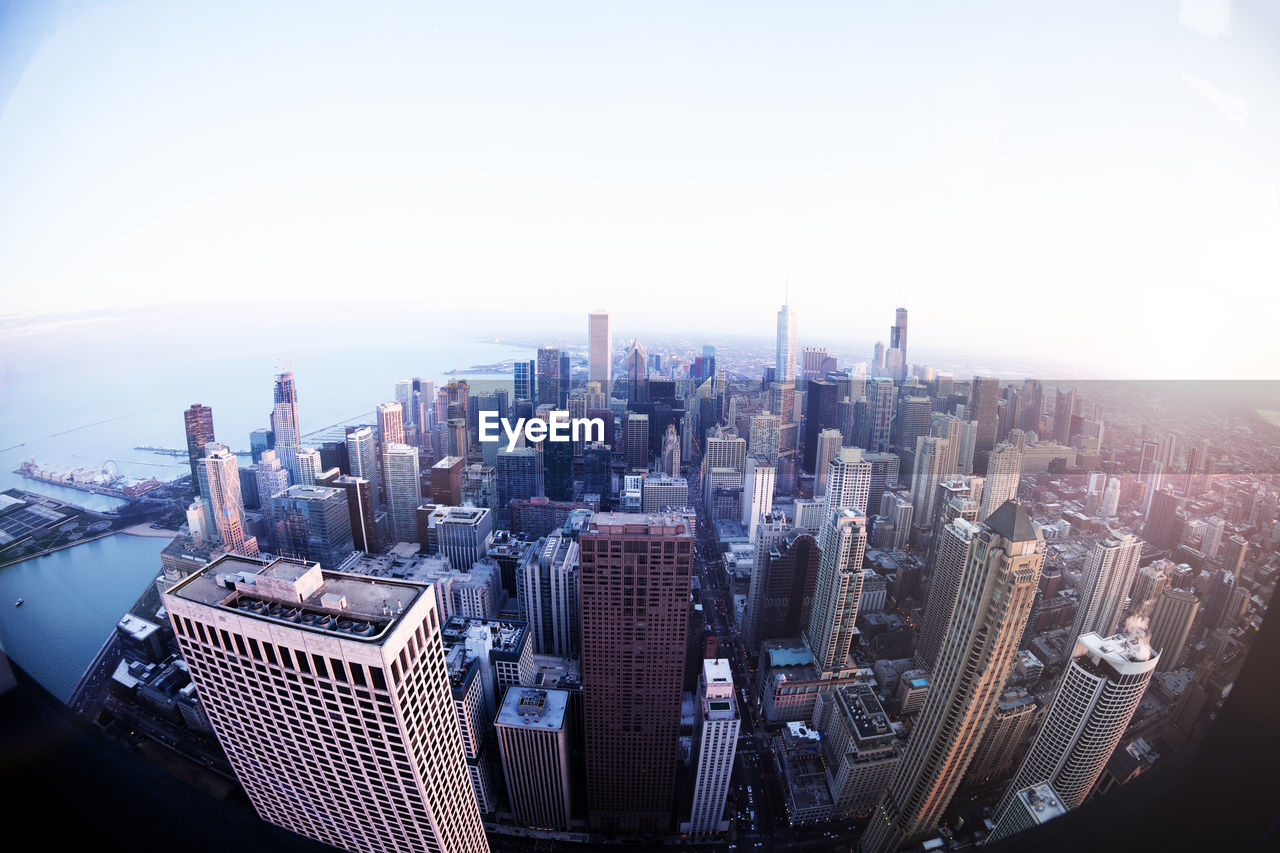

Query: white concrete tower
[686,659,741,835]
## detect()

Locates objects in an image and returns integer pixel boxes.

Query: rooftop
[496,686,569,730]
[441,614,527,655]
[585,512,693,537]
[835,683,894,744]
[767,646,815,668]
[117,613,162,641]
[166,554,423,643]
[1076,631,1161,673]
[1016,782,1068,824]
[985,500,1040,542]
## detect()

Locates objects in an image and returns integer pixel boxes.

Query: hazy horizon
[2,1,1278,379]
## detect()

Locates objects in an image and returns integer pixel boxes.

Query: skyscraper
[1220,533,1248,579]
[802,347,830,383]
[1203,568,1238,631]
[963,687,1039,787]
[910,435,951,527]
[537,346,561,407]
[495,687,573,831]
[642,474,689,513]
[517,530,580,657]
[435,506,494,571]
[864,451,900,514]
[272,370,302,482]
[970,376,1000,455]
[989,632,1159,844]
[776,300,797,384]
[867,379,895,452]
[824,446,872,517]
[812,428,843,498]
[1143,488,1181,549]
[588,310,612,393]
[804,509,867,676]
[271,484,355,570]
[748,412,782,465]
[864,501,1043,853]
[624,412,649,470]
[204,444,258,557]
[163,555,488,853]
[979,441,1023,521]
[377,401,405,447]
[702,429,747,494]
[625,338,648,404]
[183,404,215,488]
[1069,533,1143,644]
[1052,386,1076,446]
[1100,476,1122,518]
[514,359,535,402]
[685,659,740,836]
[802,379,838,473]
[1020,380,1043,434]
[383,443,421,543]
[741,457,776,540]
[890,307,908,381]
[580,512,693,835]
[249,427,274,464]
[331,474,377,553]
[913,517,977,672]
[812,682,904,816]
[294,446,322,487]
[661,424,681,476]
[892,396,932,455]
[345,426,378,499]
[497,447,542,507]
[1148,587,1200,671]
[742,526,820,650]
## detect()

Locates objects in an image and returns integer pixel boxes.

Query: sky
[0,0,1277,378]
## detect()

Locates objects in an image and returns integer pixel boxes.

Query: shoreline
[120,524,180,539]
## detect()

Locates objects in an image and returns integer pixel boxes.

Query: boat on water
[15,598,22,607]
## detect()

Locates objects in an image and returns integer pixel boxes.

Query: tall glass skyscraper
[776,301,796,384]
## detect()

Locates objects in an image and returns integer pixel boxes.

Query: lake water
[0,532,170,701]
[0,303,539,700]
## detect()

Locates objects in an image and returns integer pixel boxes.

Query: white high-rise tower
[1069,532,1144,643]
[804,509,868,676]
[979,441,1023,521]
[164,554,489,853]
[987,632,1158,844]
[383,442,421,543]
[742,456,776,541]
[825,446,872,518]
[685,659,741,835]
[204,443,257,557]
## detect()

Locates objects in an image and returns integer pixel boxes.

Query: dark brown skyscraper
[580,512,693,836]
[750,527,820,646]
[183,404,215,487]
[970,376,1000,454]
[332,475,377,553]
